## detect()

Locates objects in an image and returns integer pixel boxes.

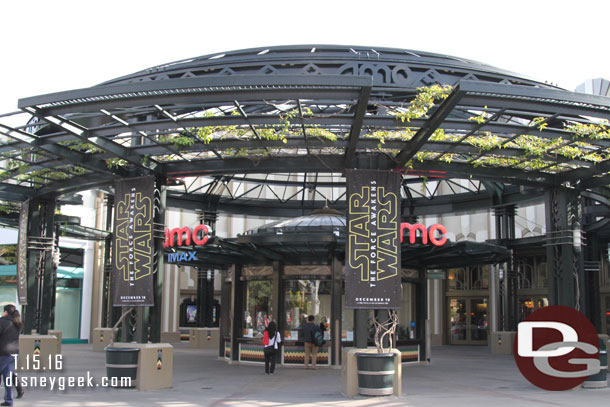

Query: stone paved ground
[7,343,610,406]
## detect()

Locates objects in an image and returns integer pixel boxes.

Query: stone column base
[189,328,220,349]
[17,335,60,372]
[490,331,516,355]
[161,332,181,343]
[31,329,62,354]
[92,328,117,351]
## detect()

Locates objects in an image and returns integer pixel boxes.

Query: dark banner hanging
[16,200,29,305]
[112,176,155,306]
[345,170,401,309]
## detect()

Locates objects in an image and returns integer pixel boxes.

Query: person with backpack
[262,321,281,375]
[0,304,23,406]
[302,315,323,370]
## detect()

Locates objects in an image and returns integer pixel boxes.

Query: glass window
[471,265,490,289]
[518,259,534,289]
[284,280,331,341]
[535,256,547,288]
[397,282,417,341]
[516,254,548,289]
[447,268,466,290]
[602,251,610,287]
[340,282,354,342]
[518,297,548,323]
[243,280,273,338]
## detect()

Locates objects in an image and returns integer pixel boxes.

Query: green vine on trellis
[59,140,104,154]
[380,85,610,172]
[3,85,610,185]
[106,158,128,169]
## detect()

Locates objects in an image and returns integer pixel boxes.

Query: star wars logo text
[115,186,153,287]
[348,180,399,289]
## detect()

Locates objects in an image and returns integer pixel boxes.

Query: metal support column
[219,270,231,358]
[545,187,584,309]
[197,211,217,327]
[354,309,369,348]
[49,221,60,330]
[196,268,207,327]
[23,202,41,335]
[22,199,56,335]
[494,205,516,331]
[271,260,281,330]
[330,255,343,365]
[582,194,602,331]
[147,177,167,343]
[101,195,115,328]
[417,268,427,361]
[39,200,56,336]
[230,264,244,361]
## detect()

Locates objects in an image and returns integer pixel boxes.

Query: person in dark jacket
[9,311,23,401]
[0,304,22,406]
[302,315,320,369]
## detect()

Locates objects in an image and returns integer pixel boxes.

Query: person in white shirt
[263,321,281,375]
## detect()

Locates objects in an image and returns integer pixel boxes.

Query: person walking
[0,304,22,406]
[302,315,320,370]
[9,311,23,401]
[263,321,281,375]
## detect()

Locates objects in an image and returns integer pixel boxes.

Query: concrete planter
[356,353,396,396]
[105,347,139,388]
[341,348,401,397]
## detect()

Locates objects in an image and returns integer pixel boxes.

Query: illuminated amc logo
[164,225,212,263]
[163,225,212,248]
[399,223,447,246]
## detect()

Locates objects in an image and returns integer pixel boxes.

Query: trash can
[583,335,608,389]
[105,347,139,388]
[356,353,395,396]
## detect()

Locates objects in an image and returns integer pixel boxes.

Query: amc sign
[400,223,447,246]
[164,225,212,263]
[164,225,212,248]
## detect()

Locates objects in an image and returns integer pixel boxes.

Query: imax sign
[167,251,197,263]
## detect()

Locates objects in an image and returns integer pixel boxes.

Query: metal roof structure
[2,45,610,218]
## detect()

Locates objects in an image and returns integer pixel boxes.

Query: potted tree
[356,311,400,396]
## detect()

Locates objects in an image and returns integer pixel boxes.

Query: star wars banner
[345,170,401,309]
[16,200,29,305]
[112,176,155,306]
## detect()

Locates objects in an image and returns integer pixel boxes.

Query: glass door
[448,297,488,345]
[449,298,467,344]
[469,298,488,344]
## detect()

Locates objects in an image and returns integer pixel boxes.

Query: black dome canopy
[99,44,552,90]
[242,206,345,239]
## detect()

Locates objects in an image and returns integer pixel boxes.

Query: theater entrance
[448,297,489,345]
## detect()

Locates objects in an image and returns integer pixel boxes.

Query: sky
[1,0,609,115]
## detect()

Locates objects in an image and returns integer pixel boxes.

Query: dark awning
[402,241,510,269]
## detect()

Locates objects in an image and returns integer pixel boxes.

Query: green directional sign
[427,271,446,280]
